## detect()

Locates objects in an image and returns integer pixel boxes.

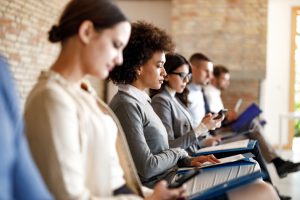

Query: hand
[226,111,237,121]
[201,113,223,130]
[147,180,187,200]
[202,136,222,147]
[189,154,220,167]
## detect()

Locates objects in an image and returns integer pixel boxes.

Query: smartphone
[213,109,228,120]
[168,169,200,188]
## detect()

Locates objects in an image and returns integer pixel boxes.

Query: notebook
[230,103,262,132]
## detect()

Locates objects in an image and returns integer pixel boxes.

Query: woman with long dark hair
[24,0,185,199]
[150,53,221,154]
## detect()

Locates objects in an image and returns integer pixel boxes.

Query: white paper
[196,139,249,154]
[234,98,243,113]
[178,153,251,172]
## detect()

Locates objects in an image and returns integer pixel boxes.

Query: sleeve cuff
[194,123,209,137]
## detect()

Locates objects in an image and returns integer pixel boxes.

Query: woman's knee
[227,181,279,200]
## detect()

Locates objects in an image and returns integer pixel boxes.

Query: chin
[153,84,162,90]
[93,72,108,80]
[178,89,184,93]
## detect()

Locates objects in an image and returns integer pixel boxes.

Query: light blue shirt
[0,56,52,200]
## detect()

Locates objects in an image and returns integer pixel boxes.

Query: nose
[183,76,190,83]
[114,51,123,66]
[161,66,167,77]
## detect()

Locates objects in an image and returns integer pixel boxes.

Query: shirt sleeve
[194,123,209,137]
[110,101,183,179]
[151,96,199,150]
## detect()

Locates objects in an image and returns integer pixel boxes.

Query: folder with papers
[189,171,264,200]
[193,139,256,156]
[178,152,255,172]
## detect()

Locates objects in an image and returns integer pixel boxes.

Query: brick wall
[172,0,267,106]
[1,0,266,108]
[0,0,67,107]
[221,79,260,112]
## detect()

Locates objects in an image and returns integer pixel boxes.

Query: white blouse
[25,71,131,199]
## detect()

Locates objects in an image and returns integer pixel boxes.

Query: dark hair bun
[48,25,62,43]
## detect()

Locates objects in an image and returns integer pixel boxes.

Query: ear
[78,20,95,44]
[136,66,142,76]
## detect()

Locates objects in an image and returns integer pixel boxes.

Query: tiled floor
[268,139,300,199]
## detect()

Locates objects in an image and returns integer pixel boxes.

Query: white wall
[107,0,171,102]
[261,0,300,146]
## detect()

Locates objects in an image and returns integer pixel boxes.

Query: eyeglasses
[169,72,192,80]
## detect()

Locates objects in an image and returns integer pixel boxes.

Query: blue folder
[189,171,265,200]
[231,103,262,132]
[193,140,257,156]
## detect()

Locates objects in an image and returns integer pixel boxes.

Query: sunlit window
[294,13,300,137]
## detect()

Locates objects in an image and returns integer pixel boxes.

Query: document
[188,170,263,199]
[178,152,254,172]
[234,98,243,113]
[196,139,249,154]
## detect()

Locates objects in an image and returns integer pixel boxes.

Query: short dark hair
[109,21,174,84]
[213,65,229,78]
[189,53,211,64]
[48,0,127,43]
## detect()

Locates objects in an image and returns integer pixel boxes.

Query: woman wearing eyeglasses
[150,53,278,189]
[150,53,222,154]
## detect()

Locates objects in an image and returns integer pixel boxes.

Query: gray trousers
[247,119,277,162]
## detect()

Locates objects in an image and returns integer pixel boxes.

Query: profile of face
[166,64,191,93]
[81,21,131,80]
[137,51,166,90]
[216,72,230,91]
[191,61,213,86]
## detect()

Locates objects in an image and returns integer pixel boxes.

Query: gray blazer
[151,88,201,154]
[109,91,188,187]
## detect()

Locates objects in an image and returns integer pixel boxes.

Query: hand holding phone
[213,109,228,120]
[168,169,200,188]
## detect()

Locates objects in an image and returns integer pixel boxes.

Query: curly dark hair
[150,53,191,106]
[109,20,174,84]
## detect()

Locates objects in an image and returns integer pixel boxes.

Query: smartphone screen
[168,169,200,188]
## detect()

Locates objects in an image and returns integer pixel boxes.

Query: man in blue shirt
[0,56,52,199]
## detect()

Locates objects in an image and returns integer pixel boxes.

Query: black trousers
[113,184,133,195]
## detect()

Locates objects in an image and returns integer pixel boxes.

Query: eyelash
[113,42,121,49]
